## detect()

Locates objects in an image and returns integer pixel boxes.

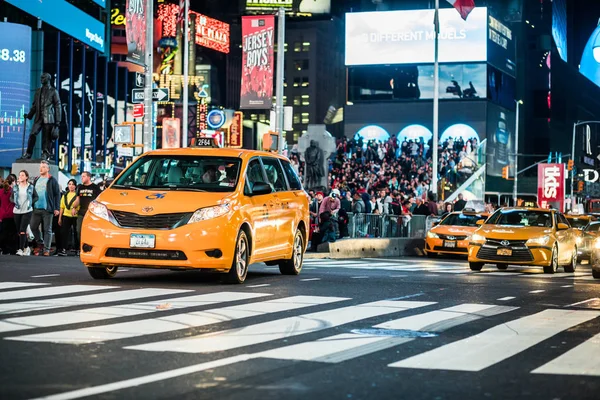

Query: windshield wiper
[167,186,208,192]
[112,184,145,191]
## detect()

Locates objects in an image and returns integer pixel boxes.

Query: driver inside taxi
[202,166,218,183]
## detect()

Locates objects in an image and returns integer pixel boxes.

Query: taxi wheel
[496,263,508,270]
[592,269,600,279]
[426,251,437,258]
[564,246,577,273]
[226,231,249,284]
[87,266,118,279]
[543,245,559,274]
[469,262,484,271]
[279,230,304,276]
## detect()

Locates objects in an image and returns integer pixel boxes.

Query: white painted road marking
[126,300,436,354]
[532,332,600,376]
[529,290,545,294]
[497,297,516,301]
[0,285,118,302]
[388,309,600,371]
[246,284,271,288]
[30,274,60,278]
[300,278,321,281]
[0,282,48,290]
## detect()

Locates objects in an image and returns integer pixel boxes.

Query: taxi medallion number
[497,248,512,256]
[130,234,155,248]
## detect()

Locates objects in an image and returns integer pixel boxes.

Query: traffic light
[70,163,79,176]
[578,181,585,192]
[567,159,574,171]
[502,166,509,180]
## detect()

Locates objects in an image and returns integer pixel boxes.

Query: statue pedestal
[12,159,59,182]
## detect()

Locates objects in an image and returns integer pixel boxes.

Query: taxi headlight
[471,234,486,243]
[526,235,551,246]
[427,231,439,239]
[89,200,110,222]
[576,236,583,245]
[188,204,231,224]
[594,238,600,249]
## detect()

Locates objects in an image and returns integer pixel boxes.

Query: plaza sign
[537,163,565,211]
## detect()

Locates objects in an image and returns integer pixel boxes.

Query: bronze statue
[23,73,61,160]
[304,139,324,190]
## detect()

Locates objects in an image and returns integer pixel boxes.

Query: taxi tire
[87,266,118,279]
[496,263,508,270]
[226,231,249,284]
[543,245,559,274]
[564,246,577,273]
[592,269,600,279]
[279,230,304,276]
[426,251,437,258]
[469,262,484,271]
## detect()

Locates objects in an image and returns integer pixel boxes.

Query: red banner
[126,0,146,65]
[537,163,565,211]
[229,112,243,148]
[240,15,274,109]
[162,118,181,149]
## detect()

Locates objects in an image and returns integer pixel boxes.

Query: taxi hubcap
[236,236,247,277]
[293,235,303,270]
[552,249,558,270]
[106,266,117,274]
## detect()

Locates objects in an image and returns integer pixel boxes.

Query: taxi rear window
[113,155,241,192]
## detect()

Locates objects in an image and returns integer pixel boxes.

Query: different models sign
[0,22,31,167]
[5,0,106,53]
[246,0,331,14]
[195,13,230,54]
[345,7,487,66]
[126,0,146,65]
[229,112,243,148]
[240,15,275,110]
[537,163,565,211]
[162,118,181,149]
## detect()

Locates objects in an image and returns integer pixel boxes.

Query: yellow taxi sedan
[468,208,578,274]
[424,210,488,257]
[80,138,309,284]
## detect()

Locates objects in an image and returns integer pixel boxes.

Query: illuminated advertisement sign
[537,163,565,211]
[240,15,275,109]
[580,23,600,88]
[488,14,516,76]
[157,4,230,54]
[91,0,106,8]
[195,13,230,54]
[126,0,146,65]
[246,0,331,14]
[5,0,106,53]
[345,7,487,66]
[0,22,31,167]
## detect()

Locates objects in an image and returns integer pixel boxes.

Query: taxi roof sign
[192,137,219,148]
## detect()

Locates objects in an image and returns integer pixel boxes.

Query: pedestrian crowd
[0,161,103,256]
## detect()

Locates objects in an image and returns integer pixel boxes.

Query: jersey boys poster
[126,0,146,65]
[240,15,275,109]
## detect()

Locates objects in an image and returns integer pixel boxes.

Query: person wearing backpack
[57,179,79,257]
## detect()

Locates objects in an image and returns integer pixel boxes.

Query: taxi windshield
[567,218,588,229]
[585,222,600,232]
[439,213,485,227]
[486,210,554,228]
[113,155,241,192]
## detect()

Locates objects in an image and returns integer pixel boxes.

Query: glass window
[486,210,553,227]
[281,159,303,190]
[301,112,310,124]
[302,77,309,87]
[113,155,241,192]
[245,159,266,194]
[585,222,600,232]
[294,96,301,106]
[567,217,588,229]
[439,213,486,227]
[293,131,300,142]
[293,113,300,124]
[302,42,310,52]
[294,42,301,52]
[293,77,300,87]
[261,157,288,192]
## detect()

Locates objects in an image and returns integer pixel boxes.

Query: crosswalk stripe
[0,288,192,314]
[0,285,118,302]
[254,304,517,363]
[0,292,270,334]
[388,309,600,371]
[0,282,49,290]
[531,332,600,376]
[6,295,347,344]
[125,300,436,354]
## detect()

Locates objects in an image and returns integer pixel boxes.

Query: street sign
[135,72,145,87]
[133,104,144,118]
[132,88,171,103]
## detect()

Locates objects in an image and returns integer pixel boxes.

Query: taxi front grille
[438,234,468,241]
[476,246,534,262]
[433,246,468,253]
[486,239,528,247]
[105,248,188,260]
[110,210,191,230]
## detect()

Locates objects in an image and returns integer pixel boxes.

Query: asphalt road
[1,254,600,400]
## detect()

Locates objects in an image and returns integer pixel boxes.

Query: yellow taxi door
[261,156,294,256]
[244,158,275,257]
[555,213,574,263]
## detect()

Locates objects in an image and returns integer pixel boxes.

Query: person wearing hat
[319,189,341,217]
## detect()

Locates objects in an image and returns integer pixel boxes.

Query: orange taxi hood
[97,188,233,214]
[476,225,552,240]
[431,225,478,235]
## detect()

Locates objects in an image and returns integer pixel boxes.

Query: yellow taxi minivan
[80,139,310,284]
[424,210,489,257]
[468,207,578,274]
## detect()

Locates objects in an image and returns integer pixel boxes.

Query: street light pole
[570,120,600,210]
[274,8,286,154]
[513,100,522,206]
[142,0,154,153]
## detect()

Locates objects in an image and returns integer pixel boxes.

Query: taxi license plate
[130,234,155,248]
[497,248,512,256]
[444,241,456,248]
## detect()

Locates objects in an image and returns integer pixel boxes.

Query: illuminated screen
[0,22,31,167]
[246,0,331,14]
[345,7,487,66]
[580,24,600,88]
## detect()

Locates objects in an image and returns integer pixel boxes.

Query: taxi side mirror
[251,182,272,196]
[431,220,439,226]
[557,223,569,231]
[476,219,485,225]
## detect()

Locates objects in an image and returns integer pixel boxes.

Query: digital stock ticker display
[0,22,31,167]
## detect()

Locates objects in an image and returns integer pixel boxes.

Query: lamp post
[513,100,523,206]
[570,121,600,210]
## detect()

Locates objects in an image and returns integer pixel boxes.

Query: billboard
[162,118,181,149]
[5,0,106,53]
[194,13,230,54]
[345,7,487,66]
[488,13,516,77]
[486,103,516,178]
[537,163,565,211]
[229,112,243,148]
[246,0,330,15]
[580,23,600,88]
[126,0,146,65]
[240,15,275,110]
[0,22,31,167]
